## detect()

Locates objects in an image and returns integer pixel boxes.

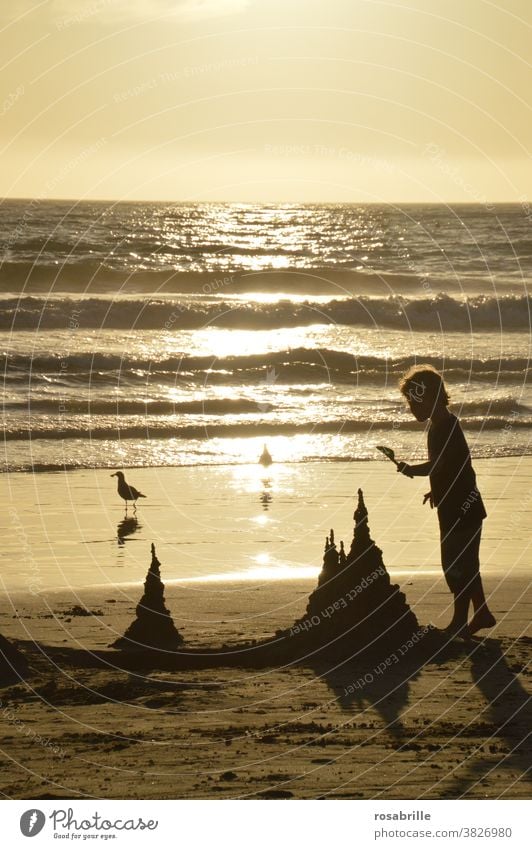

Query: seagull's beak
[110,473,117,477]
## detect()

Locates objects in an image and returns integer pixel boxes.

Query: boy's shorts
[440,519,482,594]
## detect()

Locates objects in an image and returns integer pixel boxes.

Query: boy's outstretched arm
[397,460,432,476]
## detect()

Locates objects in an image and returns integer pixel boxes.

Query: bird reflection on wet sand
[117,514,141,548]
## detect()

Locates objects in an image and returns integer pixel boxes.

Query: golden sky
[1,0,531,202]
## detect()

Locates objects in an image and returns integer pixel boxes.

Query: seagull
[111,471,146,510]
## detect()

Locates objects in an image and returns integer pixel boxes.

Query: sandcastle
[112,543,183,651]
[285,489,420,655]
[110,492,422,664]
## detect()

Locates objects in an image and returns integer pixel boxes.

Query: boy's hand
[396,462,414,478]
[423,491,434,508]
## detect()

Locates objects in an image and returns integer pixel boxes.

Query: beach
[1,460,530,799]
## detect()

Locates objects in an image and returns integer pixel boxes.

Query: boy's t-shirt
[428,411,487,532]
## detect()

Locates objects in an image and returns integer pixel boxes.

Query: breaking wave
[4,412,532,442]
[1,293,531,332]
[4,398,269,415]
[4,348,530,385]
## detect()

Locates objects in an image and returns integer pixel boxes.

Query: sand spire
[112,544,183,651]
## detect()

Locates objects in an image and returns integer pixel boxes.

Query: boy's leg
[465,524,496,634]
[441,521,489,635]
[470,573,486,609]
[468,574,496,634]
[446,589,471,636]
[440,524,470,631]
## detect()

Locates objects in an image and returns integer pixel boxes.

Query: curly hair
[399,364,450,407]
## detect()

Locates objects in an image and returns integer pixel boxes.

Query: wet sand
[2,458,530,591]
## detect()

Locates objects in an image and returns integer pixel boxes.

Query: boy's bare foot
[467,610,496,636]
[442,621,471,639]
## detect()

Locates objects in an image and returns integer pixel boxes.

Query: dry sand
[0,460,530,799]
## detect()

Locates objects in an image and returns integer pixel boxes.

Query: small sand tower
[317,529,340,587]
[112,544,183,651]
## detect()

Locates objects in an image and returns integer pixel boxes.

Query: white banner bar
[3,799,529,848]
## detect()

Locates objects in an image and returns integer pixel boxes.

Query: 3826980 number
[462,827,512,838]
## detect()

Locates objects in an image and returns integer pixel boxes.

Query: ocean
[1,199,531,474]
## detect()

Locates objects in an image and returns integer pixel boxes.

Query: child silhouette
[396,365,496,638]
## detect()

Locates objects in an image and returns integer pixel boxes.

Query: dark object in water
[259,444,273,466]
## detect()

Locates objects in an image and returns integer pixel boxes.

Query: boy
[396,364,496,638]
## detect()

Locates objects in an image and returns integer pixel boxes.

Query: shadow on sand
[2,629,530,801]
[439,637,532,796]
